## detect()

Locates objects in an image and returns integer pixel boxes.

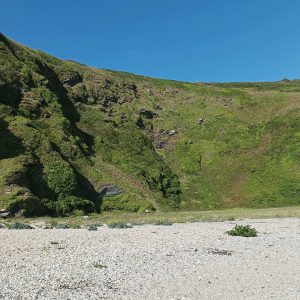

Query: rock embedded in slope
[98,185,125,197]
[59,71,83,86]
[0,210,10,218]
[168,130,177,136]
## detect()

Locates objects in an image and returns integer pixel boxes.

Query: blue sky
[1,0,300,82]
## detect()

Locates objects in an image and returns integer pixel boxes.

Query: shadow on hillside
[26,162,56,201]
[36,61,96,155]
[70,125,95,156]
[0,118,25,159]
[75,171,102,212]
[35,60,80,123]
[50,141,101,210]
[0,81,22,108]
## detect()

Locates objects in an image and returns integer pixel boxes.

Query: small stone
[0,211,10,218]
[168,130,177,136]
[197,117,204,124]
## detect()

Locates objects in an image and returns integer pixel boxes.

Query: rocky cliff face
[1,33,300,216]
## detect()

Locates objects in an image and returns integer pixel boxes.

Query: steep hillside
[1,33,300,216]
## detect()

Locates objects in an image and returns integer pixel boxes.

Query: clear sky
[1,0,300,82]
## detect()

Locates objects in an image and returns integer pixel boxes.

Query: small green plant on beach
[50,241,60,245]
[53,223,80,229]
[93,262,107,269]
[227,225,257,237]
[107,222,133,229]
[8,222,34,230]
[54,223,71,229]
[155,220,173,226]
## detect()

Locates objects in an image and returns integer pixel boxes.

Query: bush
[8,194,45,217]
[8,222,34,230]
[227,225,257,237]
[43,155,77,198]
[87,223,102,231]
[155,220,173,226]
[55,196,95,216]
[55,223,70,229]
[54,223,81,229]
[107,222,133,229]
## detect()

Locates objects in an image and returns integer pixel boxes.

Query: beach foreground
[0,218,299,300]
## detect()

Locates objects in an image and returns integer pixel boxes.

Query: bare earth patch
[0,218,299,299]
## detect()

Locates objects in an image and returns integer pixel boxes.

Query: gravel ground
[0,218,299,300]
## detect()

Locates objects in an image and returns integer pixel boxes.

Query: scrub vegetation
[1,33,300,216]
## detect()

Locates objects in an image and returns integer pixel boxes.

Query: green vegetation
[92,262,107,269]
[86,223,103,231]
[54,223,81,229]
[8,222,34,230]
[1,32,300,217]
[155,220,173,226]
[227,225,258,237]
[107,222,133,229]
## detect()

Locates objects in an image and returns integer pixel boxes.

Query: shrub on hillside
[43,155,77,198]
[7,192,45,217]
[55,196,95,216]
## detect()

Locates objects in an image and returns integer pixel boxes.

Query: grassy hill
[1,33,300,216]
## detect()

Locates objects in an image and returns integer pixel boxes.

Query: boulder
[0,210,10,218]
[98,185,125,197]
